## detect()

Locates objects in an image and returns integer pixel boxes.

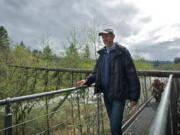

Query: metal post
[96,93,100,135]
[4,101,12,135]
[71,72,76,135]
[170,79,177,134]
[77,91,82,135]
[144,76,148,100]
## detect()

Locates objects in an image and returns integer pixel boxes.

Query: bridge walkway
[123,99,158,135]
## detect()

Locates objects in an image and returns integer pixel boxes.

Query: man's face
[101,33,115,46]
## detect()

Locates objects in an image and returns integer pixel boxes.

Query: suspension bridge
[0,65,180,135]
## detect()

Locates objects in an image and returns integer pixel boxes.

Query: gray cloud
[139,16,152,23]
[0,0,140,42]
[132,38,180,61]
[2,0,168,60]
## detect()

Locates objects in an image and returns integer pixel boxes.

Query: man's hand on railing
[130,101,137,108]
[76,80,87,87]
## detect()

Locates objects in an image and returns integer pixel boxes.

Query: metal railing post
[77,91,82,135]
[4,99,12,135]
[170,79,177,134]
[144,76,148,100]
[96,93,100,135]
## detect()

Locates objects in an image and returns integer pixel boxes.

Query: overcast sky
[1,0,180,61]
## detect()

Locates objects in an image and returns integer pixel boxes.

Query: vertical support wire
[43,70,50,135]
[142,76,146,102]
[140,76,144,104]
[84,87,90,135]
[17,68,25,134]
[22,68,29,135]
[77,90,82,135]
[170,79,177,134]
[147,77,151,97]
[149,77,152,98]
[71,72,76,135]
[6,66,16,94]
[144,76,148,101]
[96,93,100,135]
[25,69,28,92]
[4,66,13,135]
[71,93,76,135]
[100,94,105,135]
[55,71,60,90]
[30,69,37,94]
[71,72,74,87]
[76,73,83,135]
[4,101,12,135]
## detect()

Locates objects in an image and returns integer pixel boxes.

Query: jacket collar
[97,42,123,55]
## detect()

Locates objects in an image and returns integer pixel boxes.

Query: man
[76,28,140,135]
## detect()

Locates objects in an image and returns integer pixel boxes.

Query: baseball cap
[98,28,114,36]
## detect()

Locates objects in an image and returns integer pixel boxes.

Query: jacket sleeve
[84,60,98,85]
[124,48,140,102]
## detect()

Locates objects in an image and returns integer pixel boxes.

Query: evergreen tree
[153,60,160,67]
[174,57,180,64]
[20,41,25,48]
[43,45,52,58]
[0,26,11,64]
[62,42,80,68]
[42,45,56,61]
[66,43,78,57]
[0,26,9,50]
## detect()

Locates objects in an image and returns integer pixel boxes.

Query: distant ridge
[145,60,172,67]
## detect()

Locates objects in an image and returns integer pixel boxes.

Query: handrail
[8,65,180,77]
[122,96,153,133]
[148,74,173,135]
[8,65,92,73]
[0,85,92,105]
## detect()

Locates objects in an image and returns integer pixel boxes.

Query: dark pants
[103,95,125,135]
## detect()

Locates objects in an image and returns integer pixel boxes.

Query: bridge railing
[1,65,179,135]
[1,85,102,135]
[0,84,151,135]
[148,74,180,135]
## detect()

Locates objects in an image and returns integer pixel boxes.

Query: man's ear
[112,34,115,39]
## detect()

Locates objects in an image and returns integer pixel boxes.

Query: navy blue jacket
[85,43,140,102]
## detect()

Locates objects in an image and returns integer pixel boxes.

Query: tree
[0,26,10,50]
[153,60,160,67]
[61,42,80,68]
[0,26,11,64]
[43,45,52,59]
[32,49,42,55]
[66,43,78,57]
[174,57,180,64]
[14,43,33,65]
[82,44,91,59]
[60,28,81,68]
[20,41,25,48]
[87,23,101,60]
[134,58,153,70]
[41,45,58,66]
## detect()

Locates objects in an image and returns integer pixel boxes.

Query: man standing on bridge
[76,28,140,135]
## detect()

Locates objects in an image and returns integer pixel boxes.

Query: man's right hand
[76,80,87,87]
